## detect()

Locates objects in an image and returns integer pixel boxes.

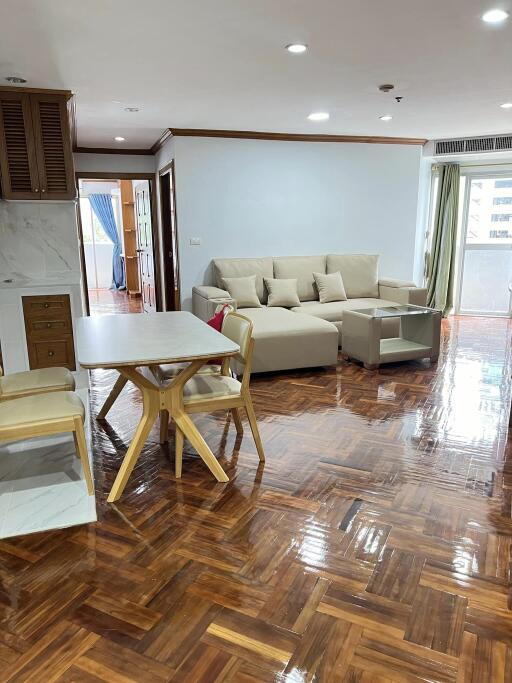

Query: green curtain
[426,163,460,315]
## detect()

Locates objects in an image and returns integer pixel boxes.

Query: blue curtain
[89,194,125,289]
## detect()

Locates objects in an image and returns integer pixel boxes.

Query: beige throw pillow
[313,271,347,303]
[222,275,262,308]
[264,278,301,307]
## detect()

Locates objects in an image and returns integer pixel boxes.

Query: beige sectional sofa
[193,254,427,373]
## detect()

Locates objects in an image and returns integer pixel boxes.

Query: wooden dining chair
[0,365,75,402]
[0,391,94,495]
[159,312,265,477]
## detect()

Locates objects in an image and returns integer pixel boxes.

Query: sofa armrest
[192,286,235,321]
[378,278,427,307]
[193,285,231,299]
[378,277,416,288]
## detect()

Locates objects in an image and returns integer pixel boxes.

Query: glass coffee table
[342,304,441,370]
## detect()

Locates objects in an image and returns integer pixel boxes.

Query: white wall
[413,156,433,284]
[172,136,423,310]
[74,152,156,174]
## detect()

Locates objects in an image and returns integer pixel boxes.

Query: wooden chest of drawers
[22,294,76,370]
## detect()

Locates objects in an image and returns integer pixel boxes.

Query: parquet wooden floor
[88,288,143,315]
[1,316,512,682]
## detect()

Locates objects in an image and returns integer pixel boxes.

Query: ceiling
[1,0,511,148]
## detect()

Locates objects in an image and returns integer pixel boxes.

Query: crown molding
[166,127,427,146]
[75,127,427,157]
[150,128,174,155]
[74,146,153,155]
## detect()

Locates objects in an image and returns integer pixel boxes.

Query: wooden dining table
[76,311,239,502]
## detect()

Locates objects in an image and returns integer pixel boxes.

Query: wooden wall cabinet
[0,88,75,200]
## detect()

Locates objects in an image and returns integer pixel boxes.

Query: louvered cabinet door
[0,92,40,199]
[30,93,76,200]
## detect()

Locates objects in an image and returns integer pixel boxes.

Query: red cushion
[207,307,226,332]
[206,305,230,364]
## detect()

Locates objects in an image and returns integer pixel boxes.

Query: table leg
[175,426,184,478]
[106,360,229,502]
[166,359,229,483]
[159,409,169,444]
[97,373,128,419]
[107,368,160,502]
[173,412,229,482]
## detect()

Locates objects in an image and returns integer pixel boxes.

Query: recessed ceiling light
[124,107,140,112]
[286,43,308,54]
[500,102,512,108]
[482,8,509,23]
[379,115,393,121]
[308,112,329,121]
[5,76,27,84]
[114,136,126,142]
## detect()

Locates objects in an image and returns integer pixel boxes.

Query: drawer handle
[44,303,49,308]
[47,322,52,328]
[48,350,55,357]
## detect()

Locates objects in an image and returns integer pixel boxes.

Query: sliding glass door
[456,174,512,317]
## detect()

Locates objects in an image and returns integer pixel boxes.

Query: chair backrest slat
[221,313,252,364]
[221,313,254,387]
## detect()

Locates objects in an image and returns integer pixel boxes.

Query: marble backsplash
[0,201,81,286]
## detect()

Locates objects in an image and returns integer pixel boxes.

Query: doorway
[456,173,512,317]
[76,173,161,316]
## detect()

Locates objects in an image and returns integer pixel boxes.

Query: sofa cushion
[222,275,261,308]
[273,255,326,301]
[313,271,347,303]
[213,257,274,303]
[327,254,379,298]
[292,298,399,322]
[264,277,301,307]
[235,306,338,373]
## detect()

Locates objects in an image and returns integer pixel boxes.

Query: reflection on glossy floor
[89,287,143,315]
[1,316,512,681]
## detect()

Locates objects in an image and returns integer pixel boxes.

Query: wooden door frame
[75,171,162,315]
[159,160,181,310]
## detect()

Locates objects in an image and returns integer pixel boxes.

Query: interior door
[457,175,512,317]
[134,181,156,313]
[159,165,181,310]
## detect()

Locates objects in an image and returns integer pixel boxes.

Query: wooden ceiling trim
[167,128,427,146]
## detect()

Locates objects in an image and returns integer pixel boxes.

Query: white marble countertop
[0,275,81,289]
[76,311,239,368]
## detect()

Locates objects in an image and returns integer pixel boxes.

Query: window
[457,174,512,316]
[79,197,112,244]
[466,177,512,244]
[491,214,512,222]
[490,229,512,238]
[79,195,121,244]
